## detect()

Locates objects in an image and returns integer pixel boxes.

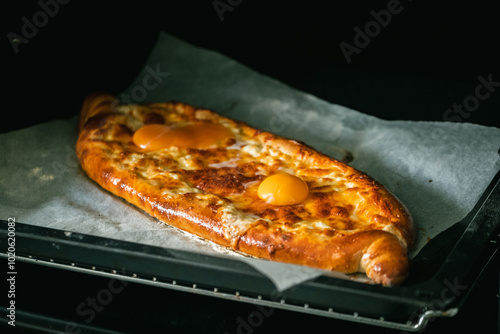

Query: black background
[1,1,499,333]
[2,0,500,132]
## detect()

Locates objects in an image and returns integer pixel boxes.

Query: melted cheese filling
[99,106,389,243]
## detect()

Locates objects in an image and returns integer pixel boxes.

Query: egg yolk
[132,123,233,150]
[257,173,309,206]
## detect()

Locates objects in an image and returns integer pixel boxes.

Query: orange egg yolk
[132,123,233,150]
[257,173,309,206]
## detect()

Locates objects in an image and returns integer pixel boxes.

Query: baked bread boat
[76,93,414,286]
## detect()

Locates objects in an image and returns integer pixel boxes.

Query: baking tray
[1,165,499,332]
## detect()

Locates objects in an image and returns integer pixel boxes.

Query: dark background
[1,1,499,333]
[2,0,500,132]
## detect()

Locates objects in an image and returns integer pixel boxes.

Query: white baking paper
[1,32,499,291]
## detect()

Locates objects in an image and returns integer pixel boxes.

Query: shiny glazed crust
[76,93,414,286]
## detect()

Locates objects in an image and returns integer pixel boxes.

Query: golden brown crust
[76,93,414,286]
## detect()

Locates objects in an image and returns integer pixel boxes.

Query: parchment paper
[1,32,499,290]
